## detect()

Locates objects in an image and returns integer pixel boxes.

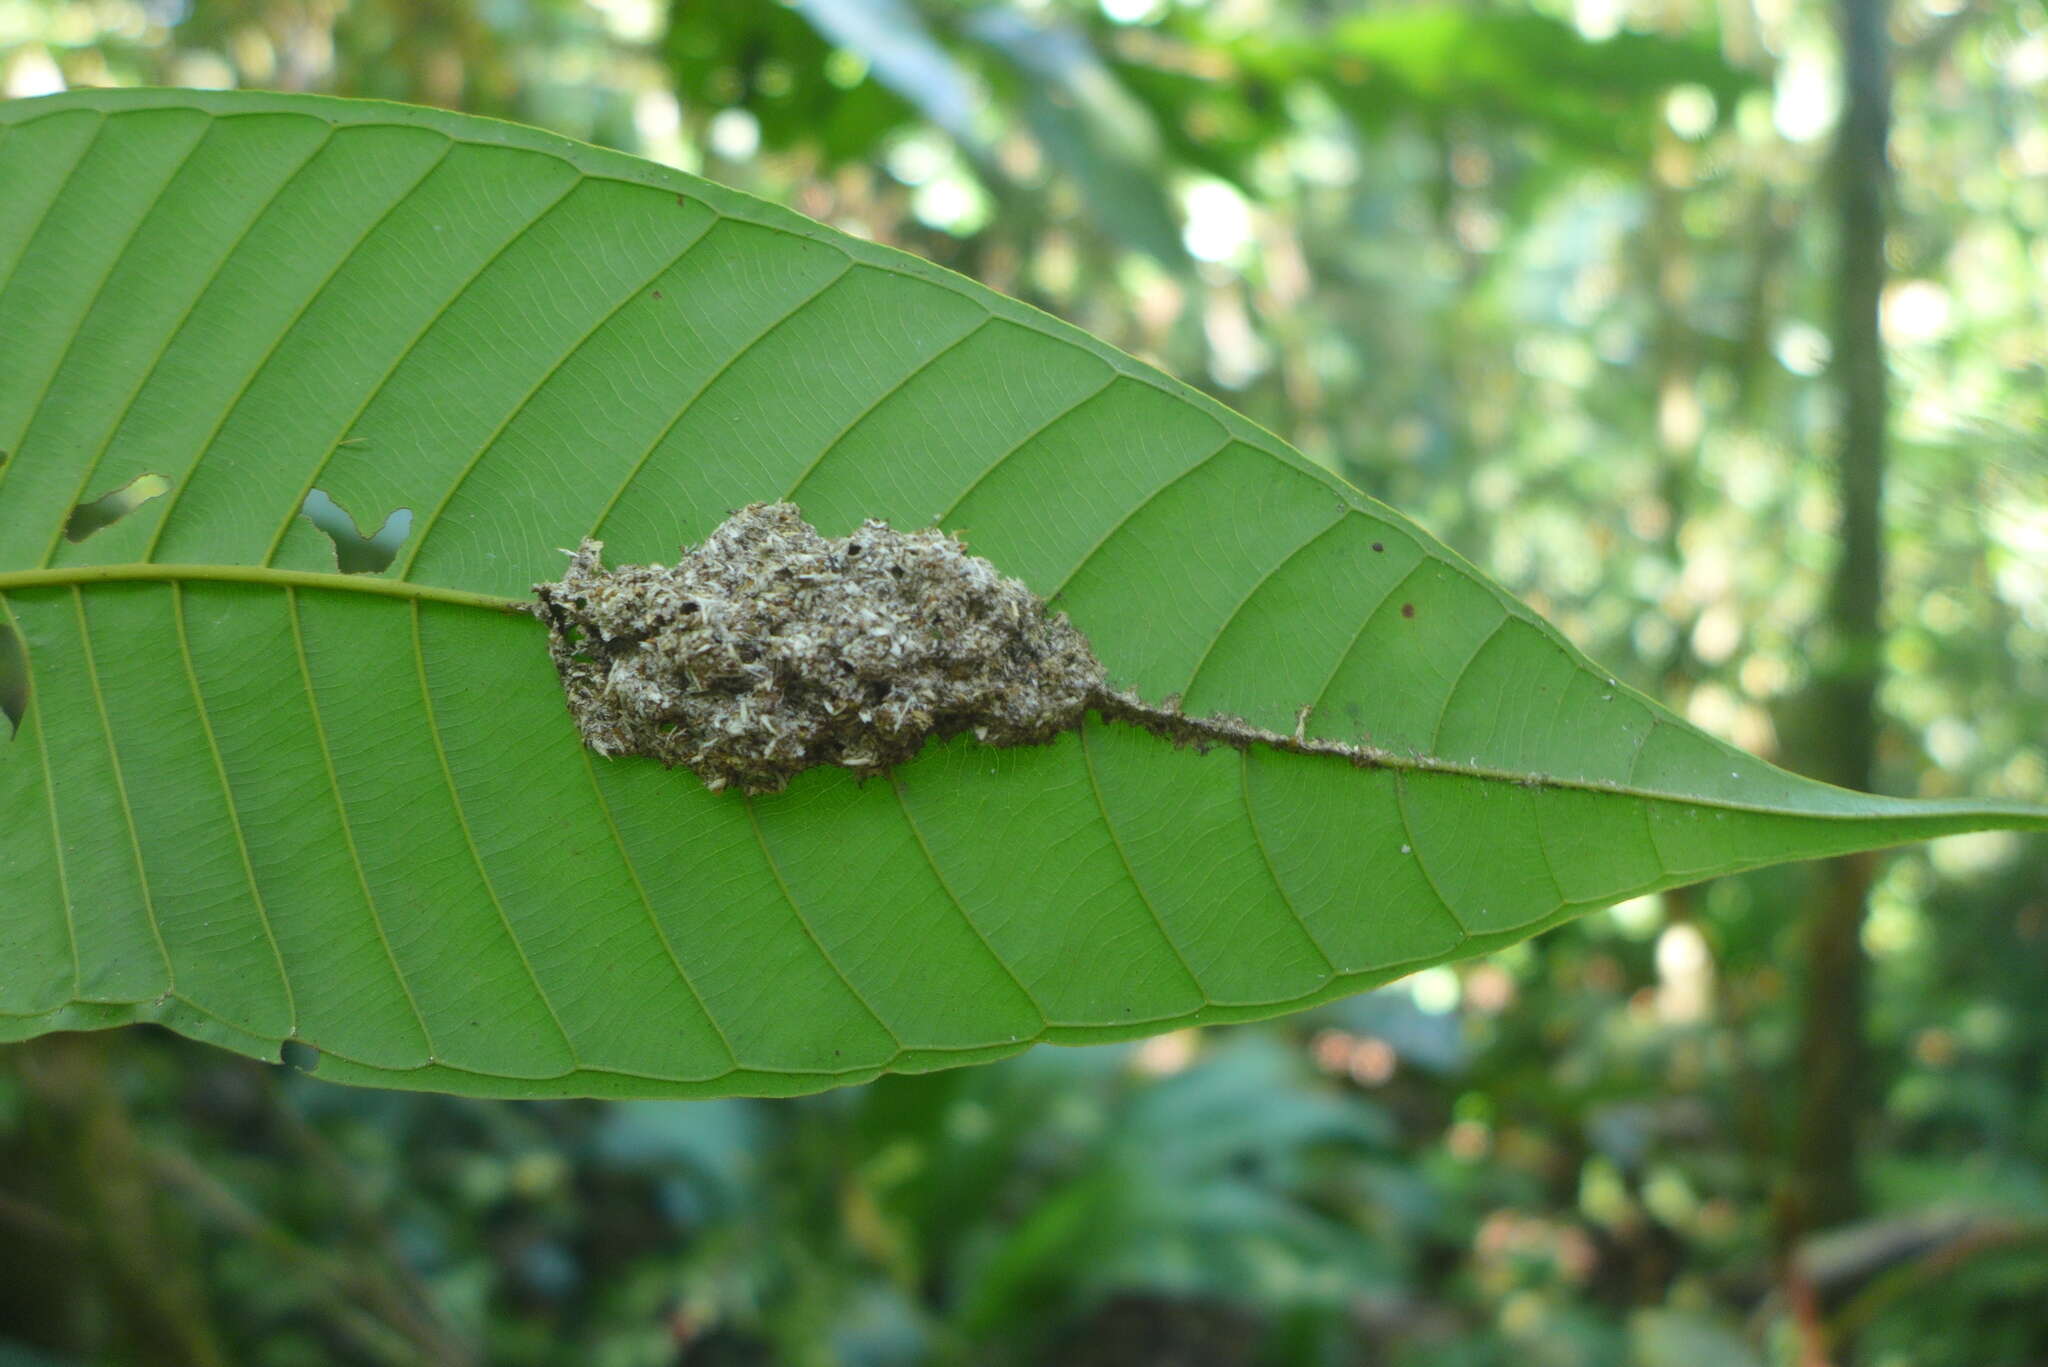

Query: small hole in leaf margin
[65,472,172,543]
[0,623,26,740]
[302,489,413,575]
[279,1039,320,1072]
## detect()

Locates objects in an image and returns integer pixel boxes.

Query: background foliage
[1,0,2044,1363]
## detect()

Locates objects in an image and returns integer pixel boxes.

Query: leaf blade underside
[0,89,2040,1098]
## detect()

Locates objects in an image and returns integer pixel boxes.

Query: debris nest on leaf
[533,503,1110,794]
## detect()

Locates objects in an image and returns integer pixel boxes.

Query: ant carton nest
[534,502,1110,794]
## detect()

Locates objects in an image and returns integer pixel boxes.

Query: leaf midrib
[0,562,526,614]
[7,561,2042,832]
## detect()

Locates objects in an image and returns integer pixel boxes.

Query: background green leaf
[0,88,2038,1100]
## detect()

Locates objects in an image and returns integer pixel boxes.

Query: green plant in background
[0,88,2039,1102]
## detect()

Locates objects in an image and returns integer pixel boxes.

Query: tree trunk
[1792,0,1892,1236]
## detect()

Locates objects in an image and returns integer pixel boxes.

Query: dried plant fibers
[534,502,1384,794]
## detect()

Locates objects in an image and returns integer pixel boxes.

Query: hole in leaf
[301,489,413,574]
[65,472,171,543]
[0,624,26,740]
[279,1040,320,1072]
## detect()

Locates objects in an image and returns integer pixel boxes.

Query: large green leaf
[0,89,2038,1099]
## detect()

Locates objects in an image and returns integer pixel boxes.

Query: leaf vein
[889,775,1049,1028]
[397,203,723,575]
[742,796,907,1054]
[1428,615,1510,754]
[261,170,591,567]
[8,116,210,521]
[409,599,581,1066]
[584,256,857,543]
[70,587,174,989]
[1306,557,1420,719]
[1077,721,1209,1003]
[932,373,1119,527]
[578,747,742,1073]
[141,137,460,562]
[0,590,79,998]
[779,314,994,505]
[36,124,338,571]
[171,583,297,1032]
[1047,438,1234,599]
[1625,717,1675,881]
[1393,771,1473,943]
[1524,788,1569,904]
[286,586,437,1059]
[1237,749,1338,977]
[0,111,106,303]
[1182,512,1349,698]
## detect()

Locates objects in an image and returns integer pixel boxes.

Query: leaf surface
[0,90,2039,1098]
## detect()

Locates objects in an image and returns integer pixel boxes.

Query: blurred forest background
[2,0,2045,1363]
